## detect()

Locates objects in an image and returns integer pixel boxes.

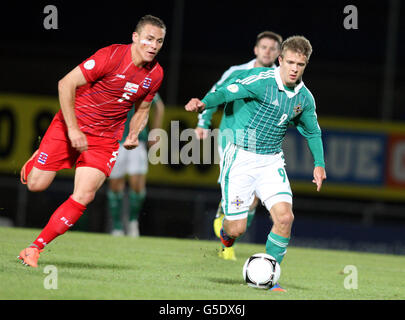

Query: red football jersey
[56,44,164,140]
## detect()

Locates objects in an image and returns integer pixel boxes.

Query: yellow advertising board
[0,93,61,173]
[1,93,405,202]
[0,93,222,182]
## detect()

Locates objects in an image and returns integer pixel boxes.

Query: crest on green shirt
[293,103,302,115]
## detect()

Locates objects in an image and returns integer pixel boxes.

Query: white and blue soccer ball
[243,253,281,289]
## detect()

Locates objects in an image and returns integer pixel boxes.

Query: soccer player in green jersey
[107,93,165,236]
[195,31,283,261]
[186,36,327,291]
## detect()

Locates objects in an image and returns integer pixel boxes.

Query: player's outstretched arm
[312,166,326,192]
[58,66,88,152]
[187,82,249,114]
[124,100,151,150]
[195,105,219,140]
[185,98,206,112]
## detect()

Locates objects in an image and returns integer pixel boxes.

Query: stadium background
[0,1,404,255]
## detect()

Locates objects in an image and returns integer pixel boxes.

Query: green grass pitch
[1,226,404,300]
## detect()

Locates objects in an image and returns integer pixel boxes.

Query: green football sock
[107,190,123,230]
[129,190,146,222]
[246,208,256,228]
[265,231,290,264]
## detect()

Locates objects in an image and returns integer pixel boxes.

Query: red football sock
[31,196,86,250]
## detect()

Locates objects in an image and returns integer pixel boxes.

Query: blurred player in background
[17,15,166,268]
[186,36,327,291]
[195,31,283,260]
[108,93,165,237]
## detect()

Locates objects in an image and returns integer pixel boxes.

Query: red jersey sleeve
[79,46,112,83]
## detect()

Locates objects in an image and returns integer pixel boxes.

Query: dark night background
[1,0,404,254]
[1,0,404,119]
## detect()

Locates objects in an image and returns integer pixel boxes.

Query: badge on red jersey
[124,82,139,93]
[142,77,152,89]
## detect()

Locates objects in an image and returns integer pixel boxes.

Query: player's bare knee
[27,179,49,192]
[277,211,294,228]
[27,182,41,192]
[225,223,246,238]
[228,229,245,239]
[73,191,96,206]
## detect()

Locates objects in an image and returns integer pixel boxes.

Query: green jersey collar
[274,67,304,98]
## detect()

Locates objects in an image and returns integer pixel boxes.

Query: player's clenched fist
[68,127,88,152]
[123,133,139,150]
[185,98,206,112]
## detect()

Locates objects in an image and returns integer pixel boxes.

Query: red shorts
[33,116,119,177]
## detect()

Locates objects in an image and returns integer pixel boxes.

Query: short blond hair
[281,35,312,61]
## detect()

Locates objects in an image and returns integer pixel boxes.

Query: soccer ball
[243,253,281,289]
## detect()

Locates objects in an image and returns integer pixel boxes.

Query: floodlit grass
[1,226,404,300]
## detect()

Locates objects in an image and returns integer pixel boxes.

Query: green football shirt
[201,67,325,167]
[197,59,257,130]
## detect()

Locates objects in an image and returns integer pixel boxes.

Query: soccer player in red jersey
[18,15,166,267]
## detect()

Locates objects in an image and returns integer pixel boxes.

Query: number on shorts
[278,168,286,183]
[109,151,119,163]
